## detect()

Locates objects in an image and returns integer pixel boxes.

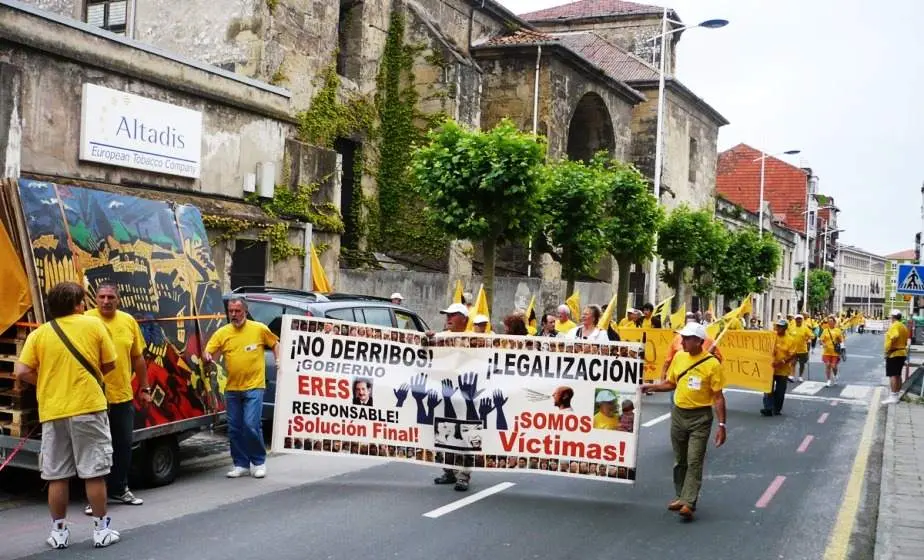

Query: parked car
[221,287,430,430]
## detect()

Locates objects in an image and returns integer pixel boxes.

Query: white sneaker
[832,377,838,386]
[798,376,804,382]
[251,464,266,479]
[826,379,833,387]
[226,466,249,478]
[882,393,901,405]
[93,517,120,548]
[47,523,69,549]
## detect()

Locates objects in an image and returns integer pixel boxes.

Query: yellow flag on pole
[565,290,581,323]
[466,285,492,332]
[0,222,32,333]
[310,243,331,293]
[597,292,618,330]
[525,295,538,335]
[653,295,673,326]
[707,300,715,316]
[452,279,464,304]
[669,303,687,330]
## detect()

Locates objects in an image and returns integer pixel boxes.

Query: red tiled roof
[716,143,810,234]
[885,249,916,260]
[478,29,558,46]
[555,32,659,81]
[520,0,667,22]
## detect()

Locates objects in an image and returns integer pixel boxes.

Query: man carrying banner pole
[430,302,475,492]
[641,323,727,521]
[761,319,797,417]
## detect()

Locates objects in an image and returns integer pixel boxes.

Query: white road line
[423,482,515,518]
[792,381,826,395]
[839,385,872,400]
[642,413,671,427]
[723,388,867,406]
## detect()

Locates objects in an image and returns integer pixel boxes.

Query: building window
[85,0,128,34]
[337,0,363,80]
[688,137,698,182]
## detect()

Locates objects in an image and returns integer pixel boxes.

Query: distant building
[836,245,887,317]
[883,249,917,316]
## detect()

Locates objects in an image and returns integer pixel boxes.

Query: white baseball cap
[390,292,403,300]
[677,322,707,340]
[795,314,804,319]
[890,309,902,317]
[440,303,469,317]
[595,390,618,403]
[473,314,489,325]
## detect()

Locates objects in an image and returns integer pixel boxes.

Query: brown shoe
[667,500,684,511]
[678,505,695,520]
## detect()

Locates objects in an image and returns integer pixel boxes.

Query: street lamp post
[645,10,728,306]
[754,148,800,325]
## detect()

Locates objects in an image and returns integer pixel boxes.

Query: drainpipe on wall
[527,44,541,278]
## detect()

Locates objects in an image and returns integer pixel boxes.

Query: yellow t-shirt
[18,314,117,423]
[206,320,279,391]
[885,321,910,358]
[668,351,724,409]
[789,325,815,354]
[555,319,576,334]
[618,318,637,329]
[773,334,797,375]
[86,308,145,404]
[820,327,844,357]
[593,411,621,430]
[641,317,654,329]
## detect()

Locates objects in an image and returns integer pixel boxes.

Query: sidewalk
[875,402,924,559]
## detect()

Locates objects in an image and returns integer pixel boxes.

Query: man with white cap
[641,322,726,521]
[430,302,475,491]
[882,310,910,405]
[472,314,489,334]
[761,319,797,416]
[789,314,815,382]
[593,390,621,430]
[390,293,403,305]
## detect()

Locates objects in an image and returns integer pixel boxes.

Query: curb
[872,403,894,559]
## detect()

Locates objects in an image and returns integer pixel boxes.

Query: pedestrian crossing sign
[897,264,924,295]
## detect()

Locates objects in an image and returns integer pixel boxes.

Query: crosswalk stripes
[790,380,873,401]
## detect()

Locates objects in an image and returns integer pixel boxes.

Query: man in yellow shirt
[14,282,121,549]
[762,320,797,416]
[205,298,279,479]
[83,282,151,512]
[641,322,727,521]
[882,310,910,405]
[593,390,621,429]
[641,302,662,329]
[789,315,815,382]
[820,316,845,387]
[554,304,576,334]
[618,309,640,329]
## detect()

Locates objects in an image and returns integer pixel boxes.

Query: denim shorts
[40,411,113,481]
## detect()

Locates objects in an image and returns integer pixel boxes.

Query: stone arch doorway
[566,92,615,162]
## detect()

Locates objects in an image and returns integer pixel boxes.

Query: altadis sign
[79,83,202,178]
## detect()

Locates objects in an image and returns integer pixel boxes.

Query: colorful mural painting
[17,178,226,430]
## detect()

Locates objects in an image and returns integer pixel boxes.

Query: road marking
[423,482,515,518]
[823,387,882,560]
[792,380,826,395]
[818,412,829,424]
[723,388,867,406]
[642,413,671,427]
[796,435,814,453]
[838,385,871,400]
[755,475,786,508]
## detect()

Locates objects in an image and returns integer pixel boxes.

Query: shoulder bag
[675,354,717,383]
[49,319,106,394]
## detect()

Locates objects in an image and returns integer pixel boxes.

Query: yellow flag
[707,299,715,316]
[669,303,687,330]
[739,295,753,317]
[0,222,32,333]
[466,285,492,332]
[597,292,618,330]
[310,243,331,293]
[653,295,673,326]
[452,279,464,304]
[525,295,538,335]
[565,290,581,323]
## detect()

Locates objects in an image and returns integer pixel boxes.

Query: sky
[498,0,924,256]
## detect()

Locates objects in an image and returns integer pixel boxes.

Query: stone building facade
[836,244,887,317]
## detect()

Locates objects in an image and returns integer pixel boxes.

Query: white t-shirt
[566,326,609,342]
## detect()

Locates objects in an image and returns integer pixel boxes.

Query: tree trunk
[566,276,576,300]
[616,259,631,320]
[483,236,496,315]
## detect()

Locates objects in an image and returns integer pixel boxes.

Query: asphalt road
[1,331,887,560]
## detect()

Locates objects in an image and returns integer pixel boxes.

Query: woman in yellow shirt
[820,316,845,387]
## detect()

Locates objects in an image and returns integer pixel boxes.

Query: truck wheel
[142,437,179,487]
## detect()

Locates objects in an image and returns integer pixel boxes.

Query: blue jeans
[225,389,266,467]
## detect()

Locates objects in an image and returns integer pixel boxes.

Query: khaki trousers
[670,405,713,507]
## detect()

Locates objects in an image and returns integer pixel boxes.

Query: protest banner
[273,316,645,483]
[618,327,774,392]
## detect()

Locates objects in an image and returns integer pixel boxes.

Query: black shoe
[434,473,457,485]
[454,479,470,492]
[773,410,783,416]
[760,409,773,417]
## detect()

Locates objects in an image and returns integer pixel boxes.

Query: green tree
[537,159,609,296]
[657,205,725,309]
[598,158,664,319]
[793,269,835,313]
[411,119,546,309]
[714,227,782,301]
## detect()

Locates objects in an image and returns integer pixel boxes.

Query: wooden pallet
[0,337,25,357]
[0,419,37,437]
[0,386,36,409]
